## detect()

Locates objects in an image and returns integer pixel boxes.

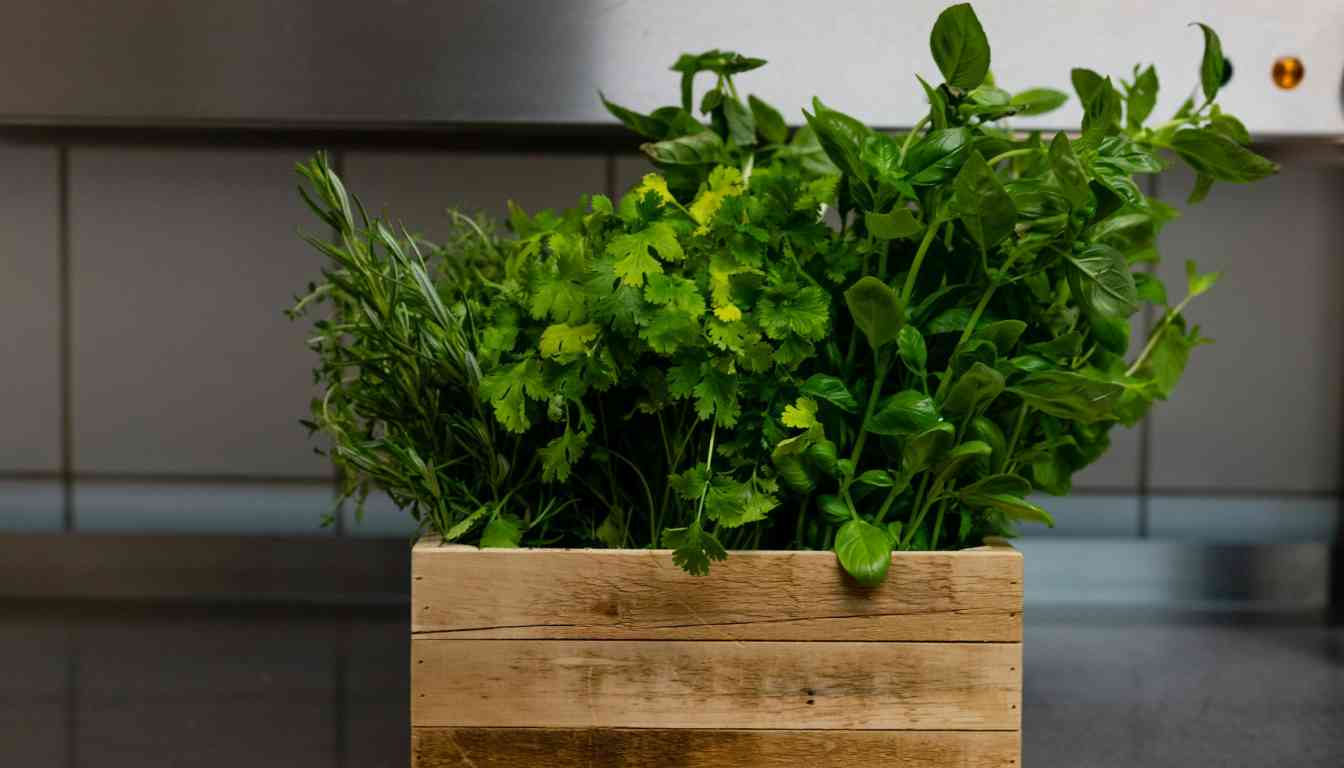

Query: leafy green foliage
[290,5,1272,584]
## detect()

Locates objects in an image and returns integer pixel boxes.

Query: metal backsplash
[2,1,1341,135]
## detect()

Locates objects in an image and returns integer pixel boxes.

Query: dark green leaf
[855,469,897,488]
[1027,331,1084,359]
[897,326,928,376]
[804,98,871,185]
[1209,113,1251,145]
[1124,65,1159,129]
[1008,370,1124,422]
[868,390,941,437]
[844,276,905,350]
[1169,128,1278,183]
[974,320,1027,356]
[800,374,859,413]
[962,493,1054,526]
[1134,272,1168,305]
[641,130,728,165]
[929,3,991,90]
[953,151,1016,249]
[601,93,672,139]
[1192,23,1225,102]
[905,128,973,185]
[1070,68,1105,105]
[1048,132,1089,207]
[1067,244,1139,318]
[941,361,1005,416]
[902,422,957,473]
[749,94,788,144]
[722,96,757,147]
[835,519,894,586]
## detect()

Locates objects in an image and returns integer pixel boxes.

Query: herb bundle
[291,4,1274,584]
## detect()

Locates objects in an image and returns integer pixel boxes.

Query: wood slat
[411,727,1021,768]
[411,639,1021,730]
[411,545,1022,642]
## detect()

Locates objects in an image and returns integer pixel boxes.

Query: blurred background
[0,2,1340,767]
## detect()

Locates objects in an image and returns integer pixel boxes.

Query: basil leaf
[844,276,905,350]
[974,320,1027,356]
[905,127,973,185]
[601,93,672,139]
[1008,370,1124,422]
[800,374,859,413]
[902,422,957,474]
[1209,113,1251,146]
[1010,88,1068,116]
[804,98,871,184]
[865,207,922,240]
[1133,272,1168,305]
[953,151,1015,249]
[722,97,756,147]
[1124,65,1159,129]
[867,390,941,437]
[929,3,991,90]
[897,326,928,377]
[1169,128,1278,183]
[641,130,728,165]
[1048,132,1089,207]
[1066,243,1139,318]
[1070,68,1105,105]
[748,94,788,144]
[962,493,1055,526]
[941,361,1005,417]
[855,469,897,488]
[1192,22,1225,102]
[835,519,894,586]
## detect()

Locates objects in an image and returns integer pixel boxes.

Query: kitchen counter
[2,603,1340,767]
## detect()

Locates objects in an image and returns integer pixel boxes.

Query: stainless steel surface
[3,1,1342,134]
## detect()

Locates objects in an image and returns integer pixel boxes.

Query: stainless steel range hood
[3,1,1341,136]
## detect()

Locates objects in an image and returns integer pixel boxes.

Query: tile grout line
[58,145,75,533]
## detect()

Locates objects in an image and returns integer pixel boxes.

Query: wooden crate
[410,543,1023,767]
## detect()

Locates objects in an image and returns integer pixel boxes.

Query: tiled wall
[1,137,1339,545]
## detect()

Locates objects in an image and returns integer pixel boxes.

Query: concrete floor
[2,604,1340,767]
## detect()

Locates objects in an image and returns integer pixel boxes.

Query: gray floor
[1,604,1340,767]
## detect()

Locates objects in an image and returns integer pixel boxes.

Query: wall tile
[0,481,63,532]
[1148,147,1344,493]
[341,150,608,242]
[70,147,329,476]
[74,481,335,535]
[1023,494,1140,538]
[0,142,61,471]
[341,490,419,539]
[1148,495,1338,543]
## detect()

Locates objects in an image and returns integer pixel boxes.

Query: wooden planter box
[410,542,1023,767]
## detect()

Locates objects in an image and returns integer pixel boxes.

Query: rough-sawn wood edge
[411,727,1021,768]
[411,541,1022,642]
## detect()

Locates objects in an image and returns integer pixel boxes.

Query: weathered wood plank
[411,546,1022,642]
[411,727,1021,768]
[411,639,1021,730]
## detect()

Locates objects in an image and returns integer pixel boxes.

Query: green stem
[1126,296,1194,377]
[900,221,942,306]
[795,493,812,548]
[902,477,943,547]
[692,421,719,525]
[1002,403,1031,474]
[899,116,930,163]
[985,147,1040,167]
[847,350,892,471]
[930,497,950,548]
[873,480,903,524]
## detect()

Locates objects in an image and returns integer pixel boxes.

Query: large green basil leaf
[942,361,1005,417]
[867,390,941,437]
[904,127,973,185]
[844,276,904,350]
[1169,129,1278,183]
[1067,244,1139,318]
[835,518,894,586]
[1048,132,1089,207]
[929,3,991,90]
[800,374,859,413]
[953,151,1016,249]
[1010,88,1068,116]
[748,94,787,144]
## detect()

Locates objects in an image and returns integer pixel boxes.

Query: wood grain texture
[411,545,1022,642]
[411,727,1021,767]
[411,639,1021,730]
